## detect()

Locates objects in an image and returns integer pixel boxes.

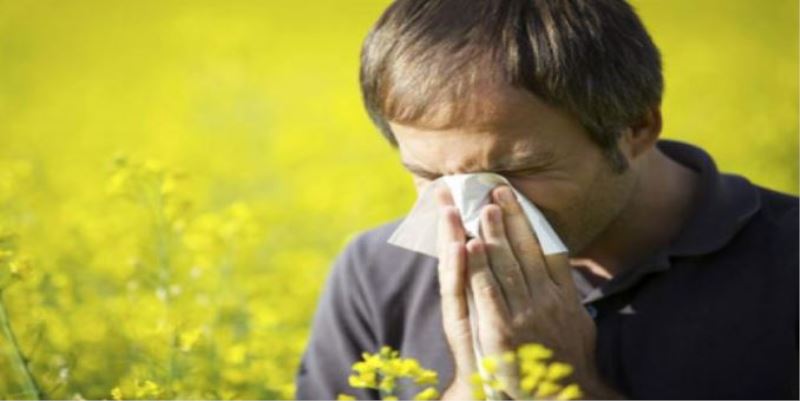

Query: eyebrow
[401,151,555,178]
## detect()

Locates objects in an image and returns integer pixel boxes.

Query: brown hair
[359,0,663,172]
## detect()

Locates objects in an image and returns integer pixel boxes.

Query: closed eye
[416,172,441,181]
[407,168,441,181]
[498,166,547,177]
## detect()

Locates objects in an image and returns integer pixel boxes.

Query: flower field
[0,0,796,399]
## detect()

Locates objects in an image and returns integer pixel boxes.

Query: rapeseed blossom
[470,343,583,400]
[341,343,580,400]
[341,346,439,400]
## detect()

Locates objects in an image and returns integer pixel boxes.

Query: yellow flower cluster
[471,343,582,400]
[341,343,580,401]
[0,228,31,290]
[0,154,305,399]
[111,379,165,400]
[339,346,440,401]
[106,155,192,234]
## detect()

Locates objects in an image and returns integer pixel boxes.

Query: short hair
[359,0,663,172]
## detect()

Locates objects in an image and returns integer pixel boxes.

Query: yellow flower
[0,249,14,263]
[351,361,374,375]
[361,353,383,370]
[556,383,583,400]
[378,375,395,393]
[502,351,516,364]
[134,380,160,398]
[487,377,504,391]
[142,159,163,175]
[110,387,122,401]
[518,343,553,361]
[178,327,203,352]
[413,387,440,401]
[8,256,32,280]
[520,359,546,380]
[471,382,486,401]
[413,369,438,386]
[336,394,356,400]
[534,381,562,398]
[225,344,247,364]
[348,372,376,388]
[481,356,498,375]
[345,346,441,398]
[470,372,488,401]
[399,358,421,376]
[106,169,131,196]
[520,375,538,394]
[161,175,177,196]
[545,362,574,382]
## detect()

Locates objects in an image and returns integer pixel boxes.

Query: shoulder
[336,217,408,275]
[334,217,438,291]
[745,183,798,252]
[723,180,799,289]
[329,218,440,342]
[754,184,798,230]
[345,217,406,262]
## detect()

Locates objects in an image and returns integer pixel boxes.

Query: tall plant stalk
[0,291,43,400]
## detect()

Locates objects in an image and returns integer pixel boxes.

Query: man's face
[389,84,638,254]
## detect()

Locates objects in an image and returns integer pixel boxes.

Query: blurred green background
[0,0,796,399]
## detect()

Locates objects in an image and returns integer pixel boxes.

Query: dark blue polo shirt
[295,140,799,400]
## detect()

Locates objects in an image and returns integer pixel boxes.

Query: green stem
[0,291,43,400]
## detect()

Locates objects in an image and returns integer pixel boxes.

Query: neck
[572,148,699,278]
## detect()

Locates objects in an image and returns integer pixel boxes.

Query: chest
[593,267,797,399]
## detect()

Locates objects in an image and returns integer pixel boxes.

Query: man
[295,0,799,399]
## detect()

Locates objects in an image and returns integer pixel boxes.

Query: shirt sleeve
[295,233,381,400]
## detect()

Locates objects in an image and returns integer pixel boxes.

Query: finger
[466,238,511,355]
[491,185,550,289]
[438,242,478,377]
[436,186,476,378]
[435,183,456,207]
[544,252,578,298]
[478,204,531,316]
[436,206,468,313]
[436,186,466,257]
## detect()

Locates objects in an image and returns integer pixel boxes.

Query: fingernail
[497,186,514,205]
[466,238,482,254]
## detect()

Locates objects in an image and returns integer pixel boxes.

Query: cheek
[507,172,609,251]
[507,176,584,212]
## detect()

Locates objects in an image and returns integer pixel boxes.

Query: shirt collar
[580,139,762,305]
[657,139,762,257]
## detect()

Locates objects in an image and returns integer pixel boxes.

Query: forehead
[392,78,540,131]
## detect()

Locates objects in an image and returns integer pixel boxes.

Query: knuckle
[498,271,516,287]
[510,312,529,330]
[510,238,528,253]
[485,327,514,350]
[476,281,502,302]
[539,291,562,317]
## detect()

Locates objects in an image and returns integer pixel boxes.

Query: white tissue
[387,172,567,257]
[387,172,568,400]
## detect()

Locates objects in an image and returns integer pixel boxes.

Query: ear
[619,106,662,160]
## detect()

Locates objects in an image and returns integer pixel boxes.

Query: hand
[435,184,623,399]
